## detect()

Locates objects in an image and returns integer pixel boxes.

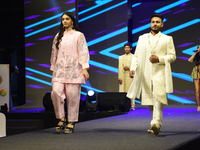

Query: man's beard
[152,29,160,33]
[151,26,161,33]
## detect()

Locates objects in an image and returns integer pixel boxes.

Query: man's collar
[125,53,131,55]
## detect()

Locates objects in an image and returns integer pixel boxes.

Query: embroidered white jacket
[127,32,176,105]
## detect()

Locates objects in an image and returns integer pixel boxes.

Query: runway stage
[1,104,200,150]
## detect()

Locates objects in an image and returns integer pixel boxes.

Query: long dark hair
[56,12,80,49]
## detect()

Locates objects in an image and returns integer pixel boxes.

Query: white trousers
[148,92,164,128]
[51,82,81,122]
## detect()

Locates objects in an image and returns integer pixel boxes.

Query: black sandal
[55,118,66,133]
[64,122,75,134]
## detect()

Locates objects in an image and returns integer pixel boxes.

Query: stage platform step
[6,119,43,136]
[4,108,125,136]
[1,104,200,150]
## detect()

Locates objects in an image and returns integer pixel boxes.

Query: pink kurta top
[50,30,90,84]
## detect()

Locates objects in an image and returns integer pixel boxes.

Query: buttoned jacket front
[127,32,176,105]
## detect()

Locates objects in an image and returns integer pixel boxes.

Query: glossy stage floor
[1,104,200,150]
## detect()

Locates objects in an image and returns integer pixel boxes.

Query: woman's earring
[71,23,74,29]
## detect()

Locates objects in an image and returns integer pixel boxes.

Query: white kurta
[127,32,176,105]
[118,53,134,92]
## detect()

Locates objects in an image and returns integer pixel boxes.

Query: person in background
[188,45,200,111]
[118,42,135,110]
[50,12,90,134]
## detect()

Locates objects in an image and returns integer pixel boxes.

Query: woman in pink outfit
[50,12,90,133]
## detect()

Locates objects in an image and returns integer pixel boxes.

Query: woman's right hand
[83,69,89,81]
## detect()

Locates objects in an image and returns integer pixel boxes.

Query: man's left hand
[149,55,159,63]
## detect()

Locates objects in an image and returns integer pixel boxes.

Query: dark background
[0,0,25,106]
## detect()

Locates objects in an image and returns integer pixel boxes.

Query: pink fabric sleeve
[78,33,90,70]
[50,35,58,71]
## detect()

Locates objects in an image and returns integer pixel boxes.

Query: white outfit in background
[118,53,135,107]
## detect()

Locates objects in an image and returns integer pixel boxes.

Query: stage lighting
[88,90,95,97]
[86,90,98,111]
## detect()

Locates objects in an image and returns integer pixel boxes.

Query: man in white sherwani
[127,14,176,135]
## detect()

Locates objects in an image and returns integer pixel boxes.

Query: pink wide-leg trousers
[51,82,81,122]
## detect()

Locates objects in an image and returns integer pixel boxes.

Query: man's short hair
[124,42,132,48]
[150,14,164,22]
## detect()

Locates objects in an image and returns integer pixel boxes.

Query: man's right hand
[124,66,129,71]
[129,70,135,78]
